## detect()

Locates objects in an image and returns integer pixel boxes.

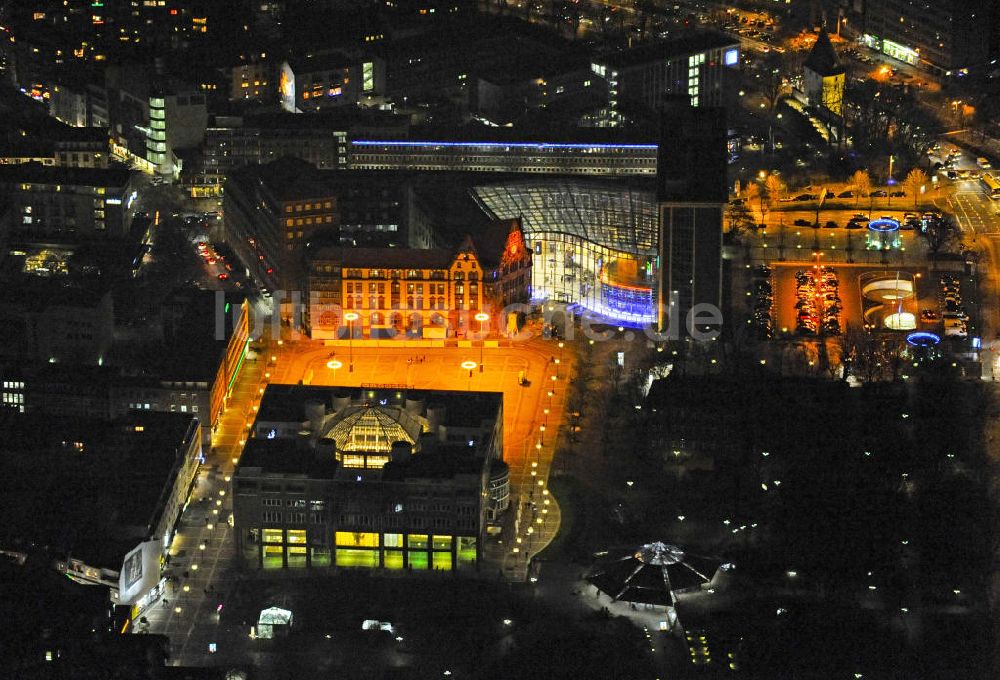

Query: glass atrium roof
[472,180,659,255]
[323,405,423,453]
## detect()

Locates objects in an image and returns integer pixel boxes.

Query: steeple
[804,27,844,76]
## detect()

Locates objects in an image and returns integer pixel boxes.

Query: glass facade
[474,180,660,324]
[255,531,477,570]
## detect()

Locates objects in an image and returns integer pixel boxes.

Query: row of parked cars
[937,274,969,338]
[795,267,842,336]
[748,265,774,339]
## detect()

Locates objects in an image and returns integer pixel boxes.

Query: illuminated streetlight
[344,312,359,372]
[475,312,489,372]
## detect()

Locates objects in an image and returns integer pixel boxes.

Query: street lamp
[344,312,359,372]
[461,360,477,390]
[475,312,489,372]
[326,358,342,381]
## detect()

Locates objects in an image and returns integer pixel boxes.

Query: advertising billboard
[117,539,163,605]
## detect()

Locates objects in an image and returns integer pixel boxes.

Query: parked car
[793,194,812,201]
[837,190,854,198]
[794,219,813,226]
[871,189,888,197]
[889,190,906,197]
[824,221,839,228]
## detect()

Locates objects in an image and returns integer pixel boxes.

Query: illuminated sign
[724,49,739,66]
[881,40,918,66]
[106,197,122,205]
[279,64,295,112]
[127,190,138,209]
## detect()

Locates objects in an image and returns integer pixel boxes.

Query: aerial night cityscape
[1,0,1000,678]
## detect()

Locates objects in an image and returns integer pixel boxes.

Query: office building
[104,66,208,178]
[305,219,531,339]
[0,410,202,612]
[232,385,507,571]
[862,0,999,75]
[188,109,407,197]
[348,132,658,176]
[657,97,727,336]
[279,52,386,113]
[0,291,249,444]
[223,159,437,295]
[590,32,740,125]
[0,163,138,243]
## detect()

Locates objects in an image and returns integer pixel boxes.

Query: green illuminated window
[287,546,307,568]
[408,551,428,570]
[407,534,428,550]
[263,545,283,569]
[457,537,477,566]
[336,548,379,568]
[432,535,452,550]
[432,552,452,570]
[384,550,404,569]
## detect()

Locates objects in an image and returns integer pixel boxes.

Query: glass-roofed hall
[473,179,660,324]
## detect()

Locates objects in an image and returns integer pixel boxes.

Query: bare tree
[902,168,929,209]
[919,214,960,256]
[851,169,871,209]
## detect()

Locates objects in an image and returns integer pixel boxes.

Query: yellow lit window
[263,528,283,543]
[335,531,378,547]
[407,534,428,550]
[287,530,306,543]
[432,535,452,550]
[383,533,403,547]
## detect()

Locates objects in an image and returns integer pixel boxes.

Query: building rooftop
[0,410,199,567]
[309,245,455,270]
[596,31,738,70]
[0,162,132,188]
[287,51,352,75]
[238,437,341,478]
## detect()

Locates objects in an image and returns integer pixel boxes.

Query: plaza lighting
[344,312,359,372]
[475,312,489,371]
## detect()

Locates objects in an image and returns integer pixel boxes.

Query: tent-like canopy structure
[586,542,720,606]
[257,606,293,639]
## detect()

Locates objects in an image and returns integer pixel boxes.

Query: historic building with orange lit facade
[305,219,531,339]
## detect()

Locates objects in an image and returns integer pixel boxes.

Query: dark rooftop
[238,437,341,478]
[0,162,133,188]
[596,31,738,70]
[804,27,845,76]
[310,245,455,270]
[0,410,199,567]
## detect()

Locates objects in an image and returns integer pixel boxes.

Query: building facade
[306,220,531,339]
[0,164,137,243]
[348,138,658,176]
[233,386,507,571]
[803,28,845,117]
[223,160,438,296]
[863,0,999,75]
[657,99,727,336]
[591,32,740,125]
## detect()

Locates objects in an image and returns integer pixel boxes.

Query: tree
[764,174,785,204]
[760,52,789,113]
[902,168,929,208]
[918,214,960,256]
[726,201,756,240]
[744,181,769,226]
[851,169,871,208]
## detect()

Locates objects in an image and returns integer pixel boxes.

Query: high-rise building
[590,32,740,126]
[863,0,999,75]
[656,97,727,338]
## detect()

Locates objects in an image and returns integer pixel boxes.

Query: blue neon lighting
[868,218,900,233]
[906,331,941,346]
[724,49,739,66]
[352,140,659,150]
